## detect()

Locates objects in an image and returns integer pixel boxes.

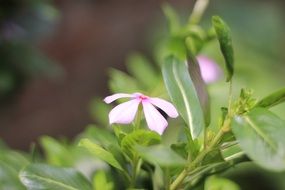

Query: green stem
[130,155,139,187]
[134,106,142,131]
[170,124,228,190]
[228,80,233,116]
[188,0,210,25]
[129,107,144,188]
[165,168,171,190]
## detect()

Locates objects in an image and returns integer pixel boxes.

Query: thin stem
[170,124,228,190]
[134,106,142,131]
[188,0,210,25]
[228,80,233,116]
[203,127,208,149]
[130,155,139,187]
[164,168,171,190]
[129,107,143,188]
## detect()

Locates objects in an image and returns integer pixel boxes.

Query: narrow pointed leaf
[212,16,234,82]
[20,164,92,190]
[162,3,180,35]
[232,108,285,171]
[78,139,124,171]
[220,141,244,162]
[162,57,205,138]
[255,87,285,108]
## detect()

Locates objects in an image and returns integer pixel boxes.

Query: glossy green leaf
[0,149,30,171]
[126,53,159,90]
[205,176,240,190]
[20,164,92,190]
[40,136,73,166]
[0,150,29,190]
[121,129,161,159]
[232,108,285,171]
[212,16,234,82]
[93,170,114,190]
[162,57,205,138]
[0,161,26,190]
[79,139,124,171]
[220,141,244,162]
[255,87,285,108]
[136,145,186,167]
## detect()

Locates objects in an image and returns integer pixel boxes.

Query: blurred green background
[0,0,284,189]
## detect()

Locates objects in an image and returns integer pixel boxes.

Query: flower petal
[149,98,179,118]
[104,93,132,104]
[142,101,168,135]
[197,55,223,84]
[109,99,140,124]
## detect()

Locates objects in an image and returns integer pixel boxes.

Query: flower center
[139,95,148,100]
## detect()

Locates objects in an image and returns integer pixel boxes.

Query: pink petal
[109,99,140,124]
[197,55,223,84]
[149,98,178,118]
[142,101,168,135]
[104,93,132,104]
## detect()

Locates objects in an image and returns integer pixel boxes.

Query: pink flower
[104,93,179,135]
[197,55,223,84]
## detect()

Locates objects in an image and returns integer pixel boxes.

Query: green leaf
[0,149,30,171]
[162,3,181,35]
[121,129,161,159]
[79,125,118,148]
[185,26,206,54]
[187,54,210,126]
[255,87,285,108]
[170,142,188,159]
[159,37,188,61]
[185,158,246,188]
[78,139,124,171]
[126,53,159,90]
[20,164,92,190]
[93,170,114,190]
[136,145,186,168]
[0,150,29,190]
[0,161,26,190]
[162,56,205,138]
[40,136,73,166]
[232,108,285,171]
[108,69,140,93]
[220,141,244,162]
[205,176,240,190]
[212,16,234,82]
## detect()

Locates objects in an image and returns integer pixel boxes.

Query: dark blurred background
[0,0,284,151]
